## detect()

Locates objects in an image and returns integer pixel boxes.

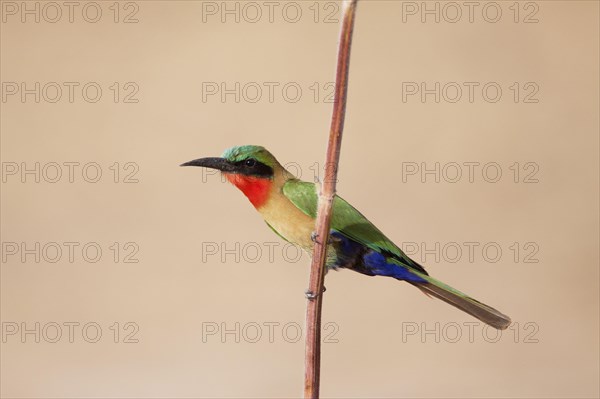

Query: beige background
[1,1,599,398]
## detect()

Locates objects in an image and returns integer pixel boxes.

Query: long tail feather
[409,273,511,330]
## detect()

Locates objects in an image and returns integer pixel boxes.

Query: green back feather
[282,180,425,273]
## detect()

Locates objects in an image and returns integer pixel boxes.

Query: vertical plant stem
[304,1,358,398]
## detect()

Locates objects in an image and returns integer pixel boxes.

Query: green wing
[282,179,425,273]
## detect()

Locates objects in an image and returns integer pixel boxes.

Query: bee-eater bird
[182,145,511,330]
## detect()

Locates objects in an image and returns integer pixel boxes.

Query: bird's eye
[244,159,256,167]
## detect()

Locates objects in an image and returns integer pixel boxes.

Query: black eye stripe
[233,159,273,178]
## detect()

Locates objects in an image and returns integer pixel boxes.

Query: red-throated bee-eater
[182,145,511,329]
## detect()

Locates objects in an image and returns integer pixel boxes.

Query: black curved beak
[180,157,237,173]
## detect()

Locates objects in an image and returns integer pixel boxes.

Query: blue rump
[330,231,426,283]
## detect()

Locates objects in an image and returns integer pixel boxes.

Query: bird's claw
[312,231,339,246]
[305,286,327,300]
[310,231,321,245]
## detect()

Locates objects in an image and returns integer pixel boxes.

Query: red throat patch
[225,174,272,209]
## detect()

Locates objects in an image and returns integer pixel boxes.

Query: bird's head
[181,145,284,208]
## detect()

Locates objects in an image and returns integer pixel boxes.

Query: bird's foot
[310,231,321,245]
[304,286,327,300]
[312,231,340,246]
